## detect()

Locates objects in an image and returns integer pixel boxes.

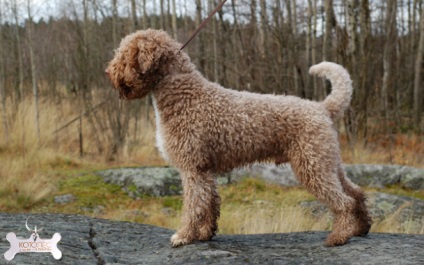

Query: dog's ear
[136,34,170,76]
[136,40,158,75]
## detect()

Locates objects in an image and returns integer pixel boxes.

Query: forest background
[0,0,423,213]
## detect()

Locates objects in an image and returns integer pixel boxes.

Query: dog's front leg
[171,171,221,247]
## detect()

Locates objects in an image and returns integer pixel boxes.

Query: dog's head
[106,29,183,100]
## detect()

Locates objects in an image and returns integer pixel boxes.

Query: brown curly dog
[106,29,371,247]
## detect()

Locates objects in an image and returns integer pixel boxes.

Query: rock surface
[97,167,232,197]
[99,167,182,197]
[233,164,424,190]
[96,164,424,198]
[345,164,424,190]
[1,213,423,265]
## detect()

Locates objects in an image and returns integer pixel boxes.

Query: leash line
[179,0,227,51]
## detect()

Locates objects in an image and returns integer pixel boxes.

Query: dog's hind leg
[337,165,372,237]
[290,148,357,246]
[171,171,220,247]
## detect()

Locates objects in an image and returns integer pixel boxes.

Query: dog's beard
[117,83,149,100]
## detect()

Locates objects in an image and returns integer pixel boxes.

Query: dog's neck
[152,70,205,111]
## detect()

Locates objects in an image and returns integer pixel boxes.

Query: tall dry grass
[0,94,160,210]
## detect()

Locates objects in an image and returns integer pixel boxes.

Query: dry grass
[340,132,424,168]
[0,94,423,236]
[217,179,322,234]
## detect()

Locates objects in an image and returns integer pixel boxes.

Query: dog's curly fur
[106,29,372,247]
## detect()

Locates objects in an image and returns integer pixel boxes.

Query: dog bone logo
[4,217,62,261]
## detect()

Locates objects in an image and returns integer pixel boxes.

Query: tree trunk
[323,0,336,99]
[382,0,397,115]
[217,6,227,85]
[171,0,177,38]
[130,0,138,31]
[382,0,397,163]
[413,4,424,132]
[160,0,165,29]
[195,0,205,71]
[359,0,371,139]
[311,0,318,99]
[27,0,40,140]
[347,0,358,72]
[259,0,267,58]
[209,0,218,82]
[142,0,147,29]
[323,0,336,62]
[0,1,7,141]
[12,0,24,102]
[306,0,312,98]
[112,0,118,47]
[151,0,157,28]
[231,0,242,89]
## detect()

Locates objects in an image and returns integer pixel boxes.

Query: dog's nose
[105,69,110,76]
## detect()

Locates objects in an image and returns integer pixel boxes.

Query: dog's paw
[170,233,192,248]
[325,233,350,247]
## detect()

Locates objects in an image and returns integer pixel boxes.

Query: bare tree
[291,0,300,96]
[358,0,371,137]
[208,0,219,82]
[306,0,313,98]
[171,0,177,38]
[160,0,165,29]
[142,0,147,29]
[321,0,337,99]
[259,0,267,58]
[26,0,40,139]
[130,0,138,31]
[112,0,118,47]
[347,0,358,78]
[311,0,318,99]
[382,0,397,116]
[0,0,7,141]
[12,0,24,102]
[323,0,336,62]
[381,0,398,162]
[413,3,424,132]
[195,0,205,70]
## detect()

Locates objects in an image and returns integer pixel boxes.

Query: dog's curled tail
[309,61,353,121]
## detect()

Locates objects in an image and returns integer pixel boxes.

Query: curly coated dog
[106,29,372,247]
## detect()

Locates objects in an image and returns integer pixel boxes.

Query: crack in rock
[88,222,105,265]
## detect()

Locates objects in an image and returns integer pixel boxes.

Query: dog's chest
[152,96,170,162]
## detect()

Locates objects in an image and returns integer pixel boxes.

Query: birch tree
[413,4,424,132]
[323,0,336,62]
[195,0,205,71]
[112,0,118,47]
[26,0,40,139]
[259,0,267,58]
[142,0,147,29]
[130,0,138,31]
[322,0,336,99]
[0,0,7,141]
[382,0,397,117]
[171,0,177,38]
[209,0,218,82]
[12,0,24,102]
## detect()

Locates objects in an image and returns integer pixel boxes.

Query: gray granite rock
[96,167,233,198]
[98,167,182,197]
[345,164,424,190]
[301,192,424,234]
[1,213,423,265]
[54,194,76,205]
[96,165,424,199]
